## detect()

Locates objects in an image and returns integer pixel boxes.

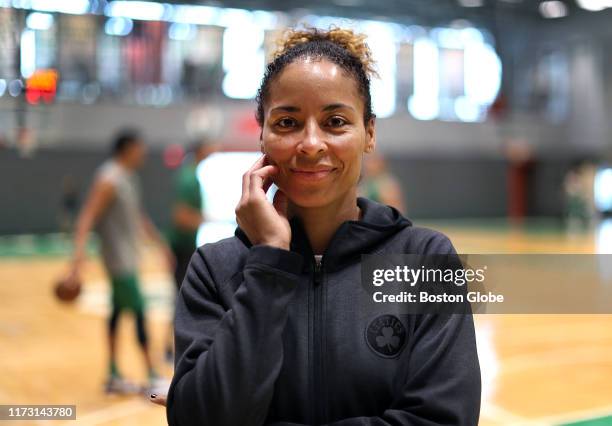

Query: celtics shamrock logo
[365,315,407,358]
[377,326,400,351]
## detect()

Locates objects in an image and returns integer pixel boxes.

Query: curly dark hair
[255,26,378,129]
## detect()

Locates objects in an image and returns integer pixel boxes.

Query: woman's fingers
[149,393,167,407]
[241,155,267,201]
[235,154,291,249]
[249,164,278,195]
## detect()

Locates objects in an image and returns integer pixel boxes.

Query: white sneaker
[104,376,141,395]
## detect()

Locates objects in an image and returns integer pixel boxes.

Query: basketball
[54,277,82,303]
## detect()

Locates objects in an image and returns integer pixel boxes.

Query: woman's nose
[298,122,327,156]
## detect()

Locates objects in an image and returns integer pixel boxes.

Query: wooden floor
[1,222,611,426]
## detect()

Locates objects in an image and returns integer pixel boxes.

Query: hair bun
[273,26,378,79]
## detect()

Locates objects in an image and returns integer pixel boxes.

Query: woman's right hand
[235,155,291,250]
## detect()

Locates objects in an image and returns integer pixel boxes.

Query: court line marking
[478,403,612,426]
[532,404,612,425]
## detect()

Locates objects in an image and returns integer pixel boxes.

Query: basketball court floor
[1,220,611,426]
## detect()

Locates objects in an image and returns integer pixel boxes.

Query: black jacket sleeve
[166,244,304,426]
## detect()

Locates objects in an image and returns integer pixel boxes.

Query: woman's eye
[327,116,347,128]
[276,118,297,128]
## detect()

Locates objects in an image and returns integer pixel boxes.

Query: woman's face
[261,58,375,208]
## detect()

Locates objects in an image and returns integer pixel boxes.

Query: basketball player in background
[66,129,174,395]
[165,137,218,360]
[359,152,406,213]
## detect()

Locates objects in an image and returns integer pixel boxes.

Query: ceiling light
[26,12,54,30]
[576,0,612,11]
[458,0,485,7]
[539,1,568,18]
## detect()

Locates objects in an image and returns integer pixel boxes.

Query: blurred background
[0,0,611,425]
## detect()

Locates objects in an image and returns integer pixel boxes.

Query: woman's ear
[364,116,376,154]
[259,131,265,153]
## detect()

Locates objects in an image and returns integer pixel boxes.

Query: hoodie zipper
[312,256,325,425]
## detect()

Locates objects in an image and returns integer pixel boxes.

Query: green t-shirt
[168,163,202,250]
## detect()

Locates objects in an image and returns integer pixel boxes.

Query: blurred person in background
[66,128,174,395]
[564,160,597,232]
[359,152,406,213]
[165,137,219,361]
[504,137,534,224]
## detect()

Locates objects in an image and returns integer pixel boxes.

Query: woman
[164,27,481,425]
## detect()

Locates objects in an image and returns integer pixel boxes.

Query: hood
[235,197,412,272]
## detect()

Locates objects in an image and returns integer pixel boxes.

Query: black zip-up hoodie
[167,197,481,426]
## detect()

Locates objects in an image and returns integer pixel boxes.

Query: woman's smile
[289,166,338,182]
